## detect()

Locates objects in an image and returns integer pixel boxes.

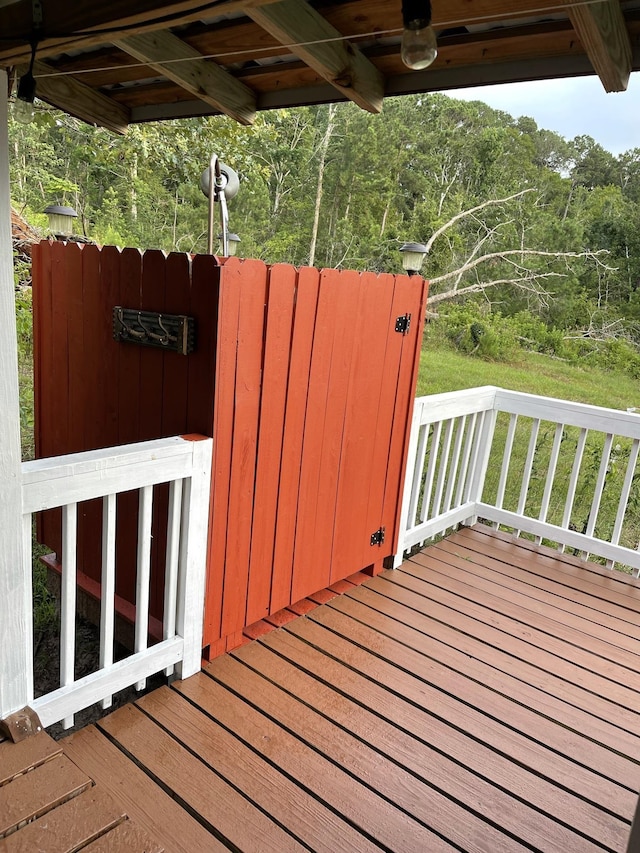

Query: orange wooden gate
[32,244,427,656]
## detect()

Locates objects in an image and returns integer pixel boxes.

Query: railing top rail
[493,388,640,437]
[22,435,212,515]
[414,386,498,423]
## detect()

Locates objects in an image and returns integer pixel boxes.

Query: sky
[446,72,640,156]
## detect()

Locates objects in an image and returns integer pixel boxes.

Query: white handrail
[395,387,640,576]
[6,435,212,730]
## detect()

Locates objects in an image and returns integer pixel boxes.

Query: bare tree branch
[429,248,612,286]
[428,273,565,307]
[424,189,536,254]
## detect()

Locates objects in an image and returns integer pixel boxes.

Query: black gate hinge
[370,527,386,547]
[395,314,411,335]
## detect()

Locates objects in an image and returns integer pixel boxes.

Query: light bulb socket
[17,70,36,105]
[402,0,432,28]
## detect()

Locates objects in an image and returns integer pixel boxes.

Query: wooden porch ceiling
[4,524,640,850]
[1,1,639,133]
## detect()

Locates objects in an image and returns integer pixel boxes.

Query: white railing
[9,435,212,730]
[396,386,640,575]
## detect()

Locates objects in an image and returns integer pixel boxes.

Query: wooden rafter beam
[29,60,130,133]
[568,0,632,92]
[0,0,281,65]
[247,0,384,113]
[114,31,256,125]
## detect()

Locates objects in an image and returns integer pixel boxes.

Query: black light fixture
[14,40,38,124]
[401,0,438,70]
[399,242,428,276]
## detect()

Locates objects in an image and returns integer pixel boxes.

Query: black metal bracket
[395,314,411,335]
[113,307,196,355]
[370,527,386,547]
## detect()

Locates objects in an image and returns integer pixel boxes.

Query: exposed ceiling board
[2,0,638,129]
[114,30,257,123]
[29,59,130,133]
[569,0,632,91]
[246,0,384,112]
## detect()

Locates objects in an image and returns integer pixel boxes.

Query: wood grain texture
[81,820,164,852]
[269,266,320,613]
[98,703,306,852]
[63,724,217,852]
[569,0,632,91]
[0,754,90,837]
[115,29,257,123]
[219,260,268,637]
[0,731,61,787]
[1,786,125,853]
[245,264,297,625]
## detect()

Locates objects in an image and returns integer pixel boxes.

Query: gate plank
[331,271,395,583]
[245,264,296,625]
[270,267,320,614]
[220,259,268,636]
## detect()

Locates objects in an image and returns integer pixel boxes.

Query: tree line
[10,93,640,365]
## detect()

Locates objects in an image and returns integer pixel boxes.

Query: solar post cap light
[200,155,240,256]
[43,204,78,238]
[399,242,428,275]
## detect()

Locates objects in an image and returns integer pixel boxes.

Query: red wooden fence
[32,243,427,656]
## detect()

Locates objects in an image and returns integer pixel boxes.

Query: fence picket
[270,268,320,614]
[245,265,297,625]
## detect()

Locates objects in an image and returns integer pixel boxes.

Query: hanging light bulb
[14,41,37,124]
[401,0,438,71]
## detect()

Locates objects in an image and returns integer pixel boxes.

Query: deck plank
[407,545,640,669]
[369,569,640,726]
[136,685,380,853]
[430,536,640,643]
[310,594,640,789]
[207,653,531,853]
[175,671,458,852]
[62,725,219,853]
[259,627,630,849]
[98,703,307,853]
[81,820,163,853]
[0,786,125,853]
[458,526,640,610]
[284,610,635,820]
[0,755,90,838]
[16,524,636,852]
[0,732,61,787]
[230,636,622,852]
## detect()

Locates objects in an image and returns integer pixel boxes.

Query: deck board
[4,525,640,851]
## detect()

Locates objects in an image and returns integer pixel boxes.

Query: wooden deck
[3,524,640,852]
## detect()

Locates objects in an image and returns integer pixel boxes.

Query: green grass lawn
[417,341,640,412]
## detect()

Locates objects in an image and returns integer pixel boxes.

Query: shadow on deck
[3,524,640,852]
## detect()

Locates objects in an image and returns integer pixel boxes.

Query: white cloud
[445,72,640,156]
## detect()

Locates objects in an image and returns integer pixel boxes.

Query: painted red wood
[32,241,57,547]
[290,270,347,604]
[220,260,268,637]
[379,276,429,553]
[115,248,144,607]
[245,264,297,625]
[330,271,395,584]
[203,257,241,646]
[33,246,426,655]
[269,267,320,614]
[76,244,104,582]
